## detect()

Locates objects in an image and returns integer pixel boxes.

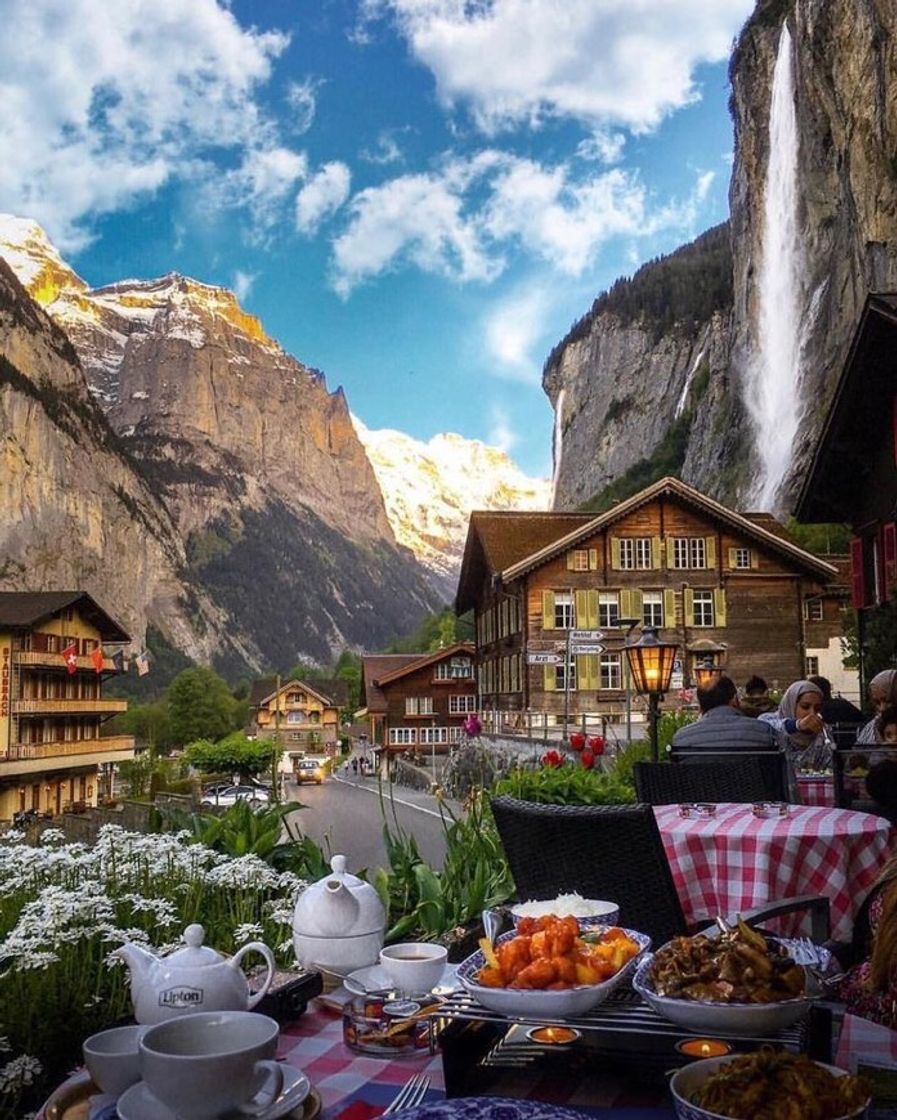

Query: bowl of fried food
[670,1049,870,1120]
[458,914,650,1018]
[632,919,814,1036]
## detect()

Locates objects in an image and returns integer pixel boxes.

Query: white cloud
[484,286,552,384]
[296,163,352,234]
[369,0,752,134]
[0,0,288,249]
[487,403,517,453]
[696,170,716,202]
[286,77,323,134]
[219,146,308,232]
[232,270,256,302]
[576,129,626,165]
[360,130,407,166]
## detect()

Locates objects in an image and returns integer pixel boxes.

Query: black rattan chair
[489,795,830,947]
[671,749,790,802]
[634,759,776,805]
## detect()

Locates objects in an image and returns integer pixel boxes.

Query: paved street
[282,773,456,872]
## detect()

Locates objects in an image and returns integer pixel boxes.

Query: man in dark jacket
[671,675,779,753]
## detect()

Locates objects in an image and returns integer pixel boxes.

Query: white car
[200,784,270,809]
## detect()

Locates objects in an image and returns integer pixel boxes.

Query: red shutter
[849,537,867,608]
[884,522,897,594]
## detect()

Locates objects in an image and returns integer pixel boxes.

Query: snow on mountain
[353,417,552,596]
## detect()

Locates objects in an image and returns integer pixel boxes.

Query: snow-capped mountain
[354,418,551,598]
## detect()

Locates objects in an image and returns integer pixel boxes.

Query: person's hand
[797,712,825,735]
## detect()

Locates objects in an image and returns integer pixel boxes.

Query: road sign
[571,629,604,641]
[570,642,605,655]
[527,652,562,665]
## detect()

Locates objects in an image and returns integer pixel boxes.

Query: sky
[0,0,755,478]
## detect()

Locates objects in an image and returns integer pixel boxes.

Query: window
[449,694,478,714]
[672,537,707,569]
[46,634,58,652]
[434,658,473,680]
[805,656,820,677]
[600,654,622,690]
[692,591,715,627]
[598,592,620,628]
[570,549,590,571]
[286,711,304,724]
[404,697,433,716]
[448,726,463,743]
[733,548,752,570]
[421,727,449,744]
[389,727,416,745]
[642,592,664,628]
[556,657,577,692]
[554,592,574,629]
[803,598,824,622]
[619,537,653,570]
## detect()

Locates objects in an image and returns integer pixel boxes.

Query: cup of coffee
[379,943,448,995]
[83,1024,144,1096]
[139,1011,284,1119]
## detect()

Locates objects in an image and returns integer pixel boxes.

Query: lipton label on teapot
[158,985,204,1008]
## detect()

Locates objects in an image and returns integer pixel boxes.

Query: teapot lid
[165,924,222,967]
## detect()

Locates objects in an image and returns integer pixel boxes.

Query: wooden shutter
[610,538,622,570]
[575,590,589,629]
[750,549,759,569]
[588,548,598,571]
[586,590,599,629]
[630,588,644,619]
[543,664,557,691]
[727,547,737,569]
[577,654,598,691]
[713,588,727,627]
[884,523,897,592]
[663,589,677,626]
[619,589,631,619]
[849,538,866,608]
[683,588,695,626]
[651,537,663,569]
[541,590,555,629]
[705,537,717,568]
[566,551,576,571]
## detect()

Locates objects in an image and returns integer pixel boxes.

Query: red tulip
[569,732,586,751]
[541,750,563,768]
[580,749,595,769]
[588,735,605,756]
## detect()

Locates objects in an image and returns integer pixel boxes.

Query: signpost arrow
[570,629,605,641]
[527,652,562,665]
[570,642,606,655]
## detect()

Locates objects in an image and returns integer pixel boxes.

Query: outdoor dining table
[796,773,836,807]
[654,802,895,940]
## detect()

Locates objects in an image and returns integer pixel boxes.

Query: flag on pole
[135,650,150,677]
[111,650,125,675]
[90,646,105,674]
[62,643,79,675]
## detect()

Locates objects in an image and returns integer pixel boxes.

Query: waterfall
[746,24,804,510]
[550,387,566,509]
[676,347,706,419]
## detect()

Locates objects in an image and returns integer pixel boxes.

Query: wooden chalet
[456,477,841,725]
[360,643,476,754]
[249,677,345,756]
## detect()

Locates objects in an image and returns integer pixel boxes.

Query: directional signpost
[571,630,604,641]
[570,642,605,655]
[527,652,561,665]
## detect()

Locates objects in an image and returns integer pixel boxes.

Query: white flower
[233,923,264,945]
[0,1054,42,1093]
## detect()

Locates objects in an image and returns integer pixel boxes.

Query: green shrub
[493,762,636,805]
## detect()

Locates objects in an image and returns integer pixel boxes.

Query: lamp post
[624,626,679,761]
[617,617,642,745]
[693,655,723,691]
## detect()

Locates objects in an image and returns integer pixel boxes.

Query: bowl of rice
[510,893,619,929]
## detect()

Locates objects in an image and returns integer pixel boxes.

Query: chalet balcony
[3,736,135,762]
[12,650,116,672]
[11,698,128,715]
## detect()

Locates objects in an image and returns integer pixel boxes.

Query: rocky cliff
[547,0,897,515]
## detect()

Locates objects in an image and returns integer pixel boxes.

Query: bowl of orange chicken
[457,914,650,1018]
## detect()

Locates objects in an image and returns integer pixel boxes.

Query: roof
[249,676,344,709]
[0,591,130,641]
[376,642,475,687]
[796,292,897,523]
[361,644,475,711]
[500,477,839,583]
[455,511,593,613]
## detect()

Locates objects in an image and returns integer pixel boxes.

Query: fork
[382,1072,431,1115]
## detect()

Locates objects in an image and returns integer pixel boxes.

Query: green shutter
[543,664,556,691]
[578,654,599,690]
[588,548,598,571]
[619,589,631,619]
[706,537,717,568]
[651,536,663,569]
[566,551,576,571]
[587,590,599,629]
[542,591,555,630]
[663,589,677,626]
[574,590,589,628]
[683,588,695,626]
[610,538,622,570]
[631,588,644,618]
[714,588,727,627]
[727,547,737,569]
[750,550,759,570]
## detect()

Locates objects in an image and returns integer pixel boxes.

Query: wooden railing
[11,698,128,715]
[12,650,115,672]
[3,736,135,761]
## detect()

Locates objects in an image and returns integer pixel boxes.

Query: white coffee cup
[83,1024,144,1096]
[379,943,448,994]
[139,1011,284,1120]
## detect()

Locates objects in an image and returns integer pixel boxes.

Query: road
[282,775,451,873]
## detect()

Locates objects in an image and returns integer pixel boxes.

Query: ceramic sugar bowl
[292,854,386,977]
[114,923,276,1025]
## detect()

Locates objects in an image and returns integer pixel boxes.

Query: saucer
[116,1066,311,1120]
[344,963,459,996]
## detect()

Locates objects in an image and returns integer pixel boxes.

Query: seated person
[808,675,864,748]
[671,675,780,753]
[759,679,832,772]
[837,857,897,1027]
[877,706,897,745]
[739,674,777,718]
[857,669,897,743]
[864,718,897,823]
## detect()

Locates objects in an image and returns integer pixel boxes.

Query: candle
[526,1025,581,1045]
[675,1038,732,1058]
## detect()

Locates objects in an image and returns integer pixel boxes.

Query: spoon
[482,908,503,948]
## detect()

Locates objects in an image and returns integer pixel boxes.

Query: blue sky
[0,0,754,477]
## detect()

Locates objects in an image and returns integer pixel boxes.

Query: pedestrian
[352,758,358,775]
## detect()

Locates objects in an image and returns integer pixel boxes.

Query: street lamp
[617,617,642,745]
[694,655,723,691]
[624,626,679,761]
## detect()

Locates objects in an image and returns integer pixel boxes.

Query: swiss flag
[90,646,105,674]
[62,643,79,675]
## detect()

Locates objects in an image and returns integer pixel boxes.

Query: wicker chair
[489,795,831,947]
[634,758,778,805]
[670,749,790,802]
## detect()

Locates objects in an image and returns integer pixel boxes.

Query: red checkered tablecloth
[796,775,836,807]
[654,803,895,940]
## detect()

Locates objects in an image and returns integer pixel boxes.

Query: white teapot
[292,854,386,977]
[114,923,276,1025]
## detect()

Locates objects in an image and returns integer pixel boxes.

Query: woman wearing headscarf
[857,669,897,743]
[759,679,832,772]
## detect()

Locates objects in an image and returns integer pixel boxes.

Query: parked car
[294,759,326,785]
[200,784,271,809]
